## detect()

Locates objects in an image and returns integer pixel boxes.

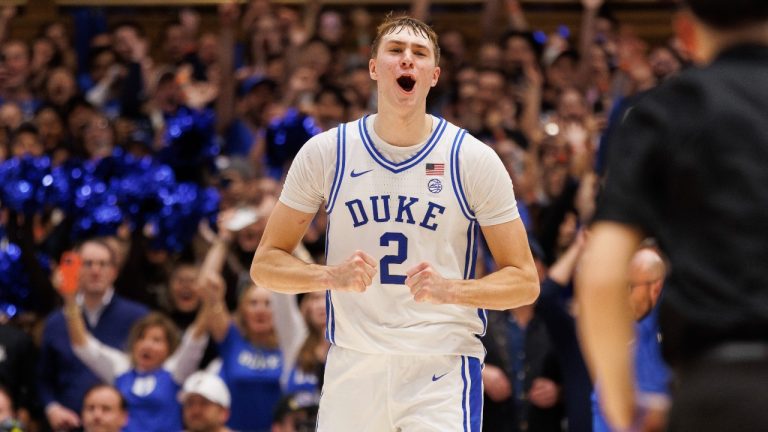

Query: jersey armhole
[325,123,347,214]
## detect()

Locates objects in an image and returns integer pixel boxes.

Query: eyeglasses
[82,259,114,268]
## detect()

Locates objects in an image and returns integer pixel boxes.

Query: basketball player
[250,15,539,431]
[577,0,768,431]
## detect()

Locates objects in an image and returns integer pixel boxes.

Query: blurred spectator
[81,385,128,432]
[0,386,23,432]
[0,318,36,426]
[282,291,327,396]
[63,302,209,432]
[204,272,284,432]
[33,105,68,163]
[40,21,78,72]
[0,40,37,119]
[38,238,148,431]
[482,241,565,432]
[271,392,319,432]
[164,262,219,369]
[10,123,43,158]
[29,36,61,96]
[536,232,593,432]
[180,371,232,432]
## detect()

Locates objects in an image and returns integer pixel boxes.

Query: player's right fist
[328,250,377,293]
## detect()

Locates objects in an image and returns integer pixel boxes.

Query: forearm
[505,0,529,31]
[72,335,129,384]
[251,247,331,294]
[168,328,209,383]
[63,301,87,347]
[577,273,635,428]
[575,222,641,429]
[520,86,543,143]
[215,18,235,134]
[453,264,539,310]
[548,241,581,285]
[200,238,231,277]
[410,0,431,23]
[576,5,599,89]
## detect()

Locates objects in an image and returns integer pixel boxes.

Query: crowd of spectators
[0,0,685,430]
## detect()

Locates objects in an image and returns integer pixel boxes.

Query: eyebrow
[384,40,431,51]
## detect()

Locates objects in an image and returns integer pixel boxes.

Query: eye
[390,48,402,53]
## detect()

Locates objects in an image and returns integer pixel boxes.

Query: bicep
[257,202,317,255]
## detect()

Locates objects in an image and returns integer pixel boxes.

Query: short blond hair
[371,14,440,66]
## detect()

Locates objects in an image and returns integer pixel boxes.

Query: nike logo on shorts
[350,169,373,177]
[432,372,449,381]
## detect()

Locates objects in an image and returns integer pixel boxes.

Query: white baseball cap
[179,372,231,409]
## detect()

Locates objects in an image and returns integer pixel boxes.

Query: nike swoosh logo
[432,372,449,381]
[350,169,373,178]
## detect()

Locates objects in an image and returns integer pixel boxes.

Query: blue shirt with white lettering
[285,365,319,396]
[114,368,181,432]
[217,323,283,431]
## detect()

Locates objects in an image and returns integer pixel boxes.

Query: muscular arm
[251,202,377,294]
[406,218,539,310]
[575,221,643,429]
[250,203,328,293]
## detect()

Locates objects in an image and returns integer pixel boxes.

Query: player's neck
[373,111,433,148]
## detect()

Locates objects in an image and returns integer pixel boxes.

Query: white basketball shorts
[316,345,483,431]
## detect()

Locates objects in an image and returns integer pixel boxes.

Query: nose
[400,50,414,68]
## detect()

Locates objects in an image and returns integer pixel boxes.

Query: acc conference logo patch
[428,178,443,194]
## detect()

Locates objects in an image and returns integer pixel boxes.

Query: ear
[673,10,699,62]
[369,58,378,81]
[220,408,231,424]
[430,66,441,88]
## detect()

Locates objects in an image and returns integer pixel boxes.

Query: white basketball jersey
[323,115,489,359]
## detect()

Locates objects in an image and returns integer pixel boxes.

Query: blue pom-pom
[146,183,220,252]
[0,237,50,316]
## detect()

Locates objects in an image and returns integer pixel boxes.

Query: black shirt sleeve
[594,94,670,235]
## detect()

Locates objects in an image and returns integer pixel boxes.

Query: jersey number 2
[380,232,407,284]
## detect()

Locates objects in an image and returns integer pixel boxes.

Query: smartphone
[60,251,82,294]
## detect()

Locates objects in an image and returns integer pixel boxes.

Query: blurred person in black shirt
[577,0,768,431]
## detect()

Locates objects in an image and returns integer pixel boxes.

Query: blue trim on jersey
[461,356,468,432]
[450,129,476,221]
[463,221,487,337]
[462,222,473,279]
[476,308,488,338]
[463,221,480,280]
[324,222,336,344]
[358,115,448,173]
[467,357,483,432]
[326,123,347,214]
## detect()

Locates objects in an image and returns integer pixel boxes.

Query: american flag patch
[426,163,445,176]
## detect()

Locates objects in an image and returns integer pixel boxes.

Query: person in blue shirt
[282,291,328,396]
[592,247,670,432]
[61,260,209,432]
[206,276,284,432]
[39,238,148,432]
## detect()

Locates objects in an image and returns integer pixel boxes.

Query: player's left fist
[405,262,457,305]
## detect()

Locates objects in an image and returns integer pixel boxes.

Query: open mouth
[397,76,416,92]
